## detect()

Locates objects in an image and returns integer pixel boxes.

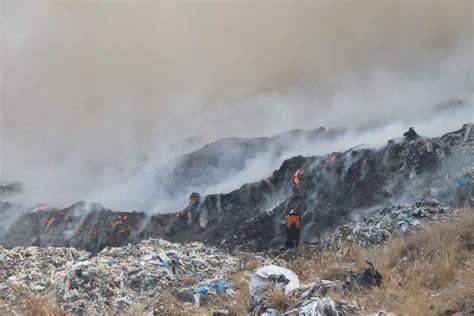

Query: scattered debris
[0,239,238,314]
[322,199,457,250]
[345,261,383,291]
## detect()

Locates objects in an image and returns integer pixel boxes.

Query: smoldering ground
[0,1,472,211]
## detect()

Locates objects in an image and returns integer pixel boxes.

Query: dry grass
[289,245,366,283]
[288,210,474,315]
[262,283,296,311]
[237,252,262,272]
[358,210,474,314]
[4,284,69,316]
[212,272,251,315]
[257,210,473,315]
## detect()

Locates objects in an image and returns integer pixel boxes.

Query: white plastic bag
[249,265,300,303]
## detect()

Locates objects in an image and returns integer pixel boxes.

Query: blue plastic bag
[212,280,229,295]
[458,175,470,186]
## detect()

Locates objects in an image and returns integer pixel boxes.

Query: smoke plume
[1,1,472,210]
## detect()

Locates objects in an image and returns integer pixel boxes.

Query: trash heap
[2,125,471,253]
[0,246,89,313]
[322,199,456,250]
[286,282,360,316]
[0,239,238,314]
[250,262,382,316]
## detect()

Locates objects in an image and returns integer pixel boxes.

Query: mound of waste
[322,199,459,249]
[0,238,385,315]
[0,239,238,314]
[155,127,340,202]
[1,124,472,252]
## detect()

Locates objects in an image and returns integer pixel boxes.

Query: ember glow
[112,214,128,228]
[293,170,301,186]
[46,217,56,230]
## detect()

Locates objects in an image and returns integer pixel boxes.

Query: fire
[330,154,337,163]
[46,217,56,230]
[293,169,301,186]
[112,214,128,228]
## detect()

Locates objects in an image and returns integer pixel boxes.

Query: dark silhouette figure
[285,210,302,248]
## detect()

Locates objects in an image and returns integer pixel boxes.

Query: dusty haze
[0,0,473,210]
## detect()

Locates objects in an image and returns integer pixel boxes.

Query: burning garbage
[112,213,128,228]
[46,216,56,230]
[1,125,472,254]
[293,170,301,186]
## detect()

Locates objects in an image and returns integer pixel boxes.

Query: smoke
[1,1,472,210]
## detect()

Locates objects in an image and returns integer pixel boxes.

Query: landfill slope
[1,124,473,253]
[156,124,473,251]
[154,127,340,203]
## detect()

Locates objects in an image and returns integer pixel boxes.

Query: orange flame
[112,214,128,227]
[293,170,301,185]
[46,217,56,230]
[330,154,337,163]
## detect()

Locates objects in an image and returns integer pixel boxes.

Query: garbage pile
[2,125,472,253]
[322,199,457,250]
[0,239,238,314]
[159,123,472,252]
[249,263,382,316]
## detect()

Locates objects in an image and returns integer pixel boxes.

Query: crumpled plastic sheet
[285,289,360,316]
[197,279,229,297]
[293,297,339,316]
[0,239,238,314]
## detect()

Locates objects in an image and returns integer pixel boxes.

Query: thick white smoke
[0,1,472,211]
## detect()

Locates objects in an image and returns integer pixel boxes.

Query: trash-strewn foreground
[1,202,472,315]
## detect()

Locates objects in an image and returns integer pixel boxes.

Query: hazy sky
[0,0,473,208]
